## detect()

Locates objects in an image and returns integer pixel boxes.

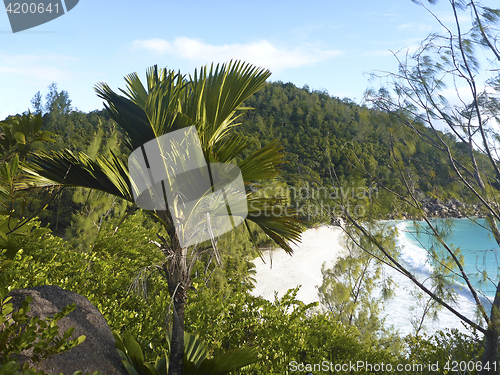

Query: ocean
[382,218,499,336]
[252,219,499,337]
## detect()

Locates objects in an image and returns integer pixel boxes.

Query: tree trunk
[169,296,186,375]
[163,230,190,375]
[481,285,500,374]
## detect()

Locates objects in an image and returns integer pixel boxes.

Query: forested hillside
[0,78,488,373]
[17,81,491,233]
[238,81,491,201]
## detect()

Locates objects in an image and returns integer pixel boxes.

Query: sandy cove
[251,225,348,305]
[251,223,477,336]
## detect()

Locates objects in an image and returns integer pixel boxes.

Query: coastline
[251,225,348,305]
[390,196,484,219]
[251,221,481,336]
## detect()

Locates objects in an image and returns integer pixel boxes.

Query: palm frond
[246,196,302,254]
[238,139,287,181]
[207,134,253,164]
[184,60,271,147]
[144,74,190,136]
[121,72,149,108]
[21,149,133,202]
[95,82,155,151]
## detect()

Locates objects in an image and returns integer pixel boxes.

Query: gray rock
[432,197,443,205]
[7,285,127,375]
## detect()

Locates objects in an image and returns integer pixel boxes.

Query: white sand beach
[251,224,479,336]
[251,225,348,305]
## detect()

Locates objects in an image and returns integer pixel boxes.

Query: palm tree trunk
[163,230,190,375]
[169,296,186,375]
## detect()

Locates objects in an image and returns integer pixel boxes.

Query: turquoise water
[396,218,500,298]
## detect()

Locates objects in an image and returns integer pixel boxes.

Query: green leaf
[198,347,259,374]
[14,132,26,145]
[1,361,20,372]
[123,333,145,363]
[113,331,127,354]
[11,154,19,176]
[183,331,209,368]
[122,361,142,375]
[76,335,86,345]
[2,302,13,316]
[154,355,168,375]
[33,113,42,133]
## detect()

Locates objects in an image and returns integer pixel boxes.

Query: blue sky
[0,0,462,119]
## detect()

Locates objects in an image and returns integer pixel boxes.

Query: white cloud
[0,52,75,82]
[131,37,343,72]
[398,23,413,30]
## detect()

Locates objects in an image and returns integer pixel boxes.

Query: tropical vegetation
[3,1,500,372]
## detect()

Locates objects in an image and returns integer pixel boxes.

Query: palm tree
[23,61,302,375]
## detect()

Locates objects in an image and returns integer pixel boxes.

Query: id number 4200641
[5,3,61,14]
[445,361,497,373]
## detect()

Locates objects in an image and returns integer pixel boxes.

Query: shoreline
[251,225,348,305]
[251,221,481,336]
[390,196,485,220]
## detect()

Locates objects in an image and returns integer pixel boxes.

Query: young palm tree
[23,61,302,375]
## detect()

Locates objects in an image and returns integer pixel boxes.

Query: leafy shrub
[1,215,171,361]
[114,331,258,375]
[0,294,85,372]
[404,329,483,375]
[187,288,396,374]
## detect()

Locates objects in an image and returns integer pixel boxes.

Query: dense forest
[0,78,488,374]
[4,0,500,371]
[1,82,486,374]
[12,81,491,235]
[238,81,494,201]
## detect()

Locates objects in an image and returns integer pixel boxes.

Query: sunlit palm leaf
[121,72,149,109]
[144,76,190,136]
[206,134,253,164]
[183,331,209,367]
[183,61,271,147]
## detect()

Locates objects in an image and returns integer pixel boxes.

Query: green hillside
[16,81,493,231]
